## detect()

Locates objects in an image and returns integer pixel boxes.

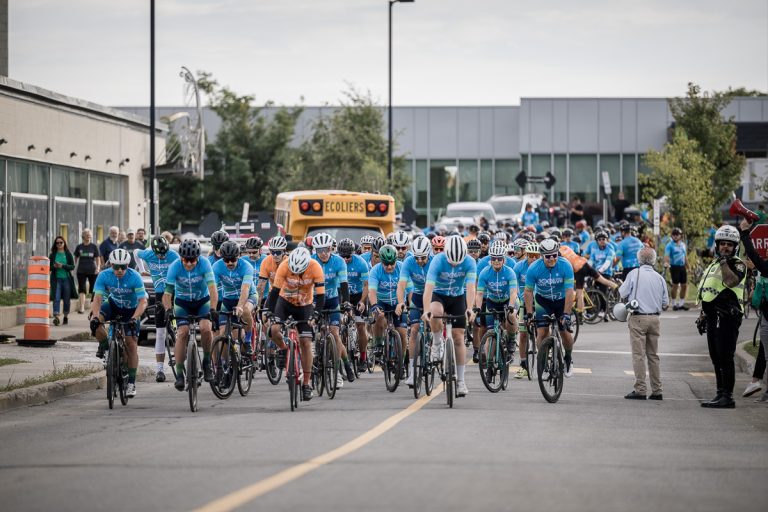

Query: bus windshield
[306,226,381,244]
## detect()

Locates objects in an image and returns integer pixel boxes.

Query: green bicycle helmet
[379,244,398,265]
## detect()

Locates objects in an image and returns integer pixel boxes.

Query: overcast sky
[8,0,768,107]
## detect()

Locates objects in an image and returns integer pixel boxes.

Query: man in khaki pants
[618,247,669,400]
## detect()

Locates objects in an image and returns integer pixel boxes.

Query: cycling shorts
[408,293,424,326]
[377,302,407,328]
[670,265,687,285]
[274,297,313,338]
[483,300,509,328]
[534,294,566,329]
[219,297,256,324]
[99,299,140,337]
[154,292,166,328]
[320,296,341,326]
[432,292,467,329]
[350,292,367,323]
[575,263,600,290]
[174,297,211,327]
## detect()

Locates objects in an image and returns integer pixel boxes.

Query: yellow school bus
[274,190,396,243]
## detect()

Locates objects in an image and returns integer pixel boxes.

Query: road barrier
[17,256,56,346]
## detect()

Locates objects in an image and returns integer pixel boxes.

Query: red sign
[750,224,768,258]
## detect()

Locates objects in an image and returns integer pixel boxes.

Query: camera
[626,300,640,312]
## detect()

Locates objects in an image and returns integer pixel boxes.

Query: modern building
[0,77,165,289]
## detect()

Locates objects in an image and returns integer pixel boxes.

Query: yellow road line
[689,372,716,377]
[193,387,443,512]
[572,367,592,374]
[624,370,634,375]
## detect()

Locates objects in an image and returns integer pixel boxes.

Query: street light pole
[149,0,157,235]
[388,0,414,193]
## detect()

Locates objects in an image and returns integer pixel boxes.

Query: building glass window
[480,160,493,201]
[458,160,478,202]
[91,174,121,202]
[52,167,87,198]
[8,160,49,195]
[553,155,567,203]
[599,154,620,200]
[622,154,637,203]
[415,160,428,213]
[429,160,457,218]
[530,154,552,196]
[403,159,413,207]
[569,155,597,203]
[494,159,519,196]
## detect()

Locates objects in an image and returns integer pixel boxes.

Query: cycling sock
[176,363,185,376]
[245,331,252,343]
[564,350,572,364]
[155,327,166,355]
[457,365,465,382]
[342,355,349,364]
[156,362,164,372]
[128,368,137,384]
[99,341,109,351]
[359,351,366,362]
[203,351,211,363]
[521,359,528,370]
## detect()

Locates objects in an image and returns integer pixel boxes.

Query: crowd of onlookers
[48,226,180,326]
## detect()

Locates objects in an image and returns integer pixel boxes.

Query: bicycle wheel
[382,333,395,392]
[423,332,435,396]
[265,340,282,385]
[314,337,325,398]
[106,338,116,409]
[210,336,236,399]
[287,339,297,411]
[445,337,455,408]
[583,289,607,324]
[118,346,128,406]
[386,330,402,392]
[412,333,423,399]
[572,310,581,342]
[526,341,536,381]
[165,325,178,380]
[187,339,199,412]
[479,332,502,393]
[605,288,621,321]
[537,337,563,403]
[500,334,511,391]
[237,332,254,396]
[324,333,339,399]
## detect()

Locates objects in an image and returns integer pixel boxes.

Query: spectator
[118,230,127,245]
[569,197,584,225]
[120,228,146,269]
[49,236,77,326]
[521,203,539,227]
[538,197,550,223]
[171,234,182,244]
[613,191,631,222]
[99,226,120,270]
[135,228,148,248]
[73,229,101,314]
[664,227,688,311]
[619,247,669,400]
[161,231,174,244]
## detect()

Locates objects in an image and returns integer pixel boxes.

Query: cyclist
[664,227,689,311]
[513,242,540,378]
[467,239,482,261]
[369,245,408,371]
[136,236,179,383]
[311,233,355,384]
[90,249,148,398]
[524,238,576,378]
[208,230,229,265]
[243,237,266,275]
[561,228,580,254]
[560,239,618,316]
[163,239,219,391]
[392,231,412,262]
[360,235,374,254]
[362,236,384,266]
[257,236,288,310]
[339,238,370,369]
[477,232,491,258]
[474,240,519,355]
[431,235,446,255]
[266,247,325,402]
[422,236,477,397]
[590,231,617,281]
[574,220,590,249]
[615,224,644,279]
[397,236,433,387]
[212,241,256,356]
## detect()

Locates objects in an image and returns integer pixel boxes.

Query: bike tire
[314,337,325,398]
[384,331,401,392]
[265,341,282,385]
[287,339,297,411]
[537,337,563,403]
[423,332,435,395]
[324,333,339,399]
[165,325,178,380]
[210,336,236,400]
[106,338,116,409]
[412,333,423,399]
[237,329,253,396]
[526,343,536,381]
[479,331,502,393]
[382,335,395,392]
[187,340,198,412]
[572,311,581,342]
[445,338,455,408]
[583,289,607,324]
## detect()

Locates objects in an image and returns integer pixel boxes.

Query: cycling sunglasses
[224,258,238,264]
[395,246,408,251]
[543,253,558,260]
[316,248,331,254]
[415,255,429,261]
[490,256,505,262]
[433,247,444,253]
[182,257,198,264]
[112,264,127,271]
[270,250,284,257]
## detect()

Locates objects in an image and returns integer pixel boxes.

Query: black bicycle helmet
[179,238,201,259]
[467,239,482,251]
[245,236,263,250]
[337,238,355,258]
[210,230,229,249]
[371,236,385,253]
[151,235,169,255]
[477,232,491,244]
[219,240,240,260]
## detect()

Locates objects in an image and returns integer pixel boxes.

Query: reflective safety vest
[697,259,746,311]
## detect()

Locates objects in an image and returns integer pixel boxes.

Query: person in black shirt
[74,229,102,314]
[569,197,584,225]
[120,228,147,269]
[613,191,631,222]
[99,226,120,269]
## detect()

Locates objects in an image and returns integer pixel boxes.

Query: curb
[0,365,156,412]
[736,340,757,376]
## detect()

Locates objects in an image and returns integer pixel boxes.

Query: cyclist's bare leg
[200,319,213,353]
[560,329,574,349]
[453,328,466,365]
[268,323,288,350]
[536,326,550,348]
[175,325,190,363]
[407,323,419,361]
[680,283,688,302]
[331,325,347,359]
[428,302,445,337]
[299,335,313,385]
[125,336,139,369]
[575,289,585,312]
[94,313,108,343]
[356,322,368,358]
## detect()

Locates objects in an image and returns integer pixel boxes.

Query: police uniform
[697,256,746,404]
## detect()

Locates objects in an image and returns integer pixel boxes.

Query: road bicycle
[537,313,570,403]
[182,315,207,413]
[371,309,404,393]
[431,313,467,408]
[339,305,361,377]
[103,318,134,409]
[211,311,254,399]
[282,316,304,411]
[255,308,282,385]
[409,308,436,399]
[313,309,340,399]
[476,307,516,393]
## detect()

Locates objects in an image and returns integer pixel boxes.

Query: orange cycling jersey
[274,259,325,307]
[259,255,282,285]
[559,245,587,272]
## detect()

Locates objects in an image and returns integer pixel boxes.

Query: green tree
[286,87,410,208]
[641,130,716,249]
[669,83,746,212]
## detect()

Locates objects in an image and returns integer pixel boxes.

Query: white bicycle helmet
[539,238,560,255]
[513,238,529,251]
[411,236,431,257]
[269,236,287,251]
[393,230,410,247]
[360,235,374,246]
[288,247,311,274]
[445,236,467,265]
[489,240,507,258]
[714,225,739,244]
[109,248,131,266]
[312,232,334,249]
[525,241,540,254]
[493,232,509,242]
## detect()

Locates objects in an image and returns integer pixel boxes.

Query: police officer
[696,225,746,409]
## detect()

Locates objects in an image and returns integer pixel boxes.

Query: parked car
[436,202,496,230]
[489,194,543,225]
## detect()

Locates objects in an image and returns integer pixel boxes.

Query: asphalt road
[0,311,765,512]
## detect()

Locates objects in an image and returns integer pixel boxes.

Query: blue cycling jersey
[513,259,534,300]
[361,251,373,267]
[212,258,255,300]
[399,255,432,295]
[562,240,580,254]
[524,258,574,301]
[617,236,644,268]
[94,268,147,309]
[590,245,616,276]
[369,261,403,305]
[578,231,590,246]
[165,257,215,301]
[521,211,539,227]
[426,253,477,297]
[136,248,179,294]
[477,265,518,303]
[312,253,347,300]
[346,254,370,295]
[477,255,516,281]
[245,254,266,275]
[583,240,598,259]
[665,240,687,266]
[208,253,220,266]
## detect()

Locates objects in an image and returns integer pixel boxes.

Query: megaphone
[729,199,767,224]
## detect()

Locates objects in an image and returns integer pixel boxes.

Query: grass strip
[0,364,101,393]
[0,289,27,307]
[0,358,30,367]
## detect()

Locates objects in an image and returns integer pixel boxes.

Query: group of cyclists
[85,210,671,406]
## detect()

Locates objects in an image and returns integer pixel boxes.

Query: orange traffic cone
[17,256,56,346]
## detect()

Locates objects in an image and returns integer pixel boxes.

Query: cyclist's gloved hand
[342,302,353,312]
[312,311,322,323]
[562,313,573,332]
[89,318,101,336]
[133,317,141,332]
[210,314,220,331]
